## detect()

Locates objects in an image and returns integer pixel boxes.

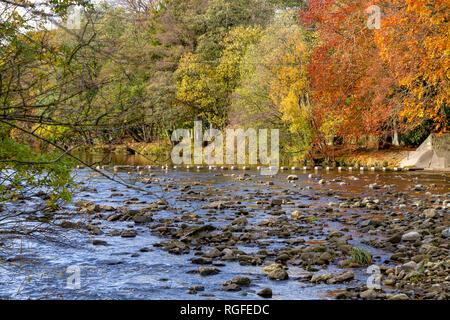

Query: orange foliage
[299,0,448,144]
[375,0,449,133]
[300,0,394,143]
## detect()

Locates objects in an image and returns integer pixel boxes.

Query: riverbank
[86,141,414,168]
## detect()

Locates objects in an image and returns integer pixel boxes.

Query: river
[0,153,448,300]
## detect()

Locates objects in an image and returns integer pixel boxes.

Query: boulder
[401,231,421,242]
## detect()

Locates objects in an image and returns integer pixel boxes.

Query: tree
[0,0,94,204]
[374,0,449,133]
[232,11,313,161]
[299,0,400,152]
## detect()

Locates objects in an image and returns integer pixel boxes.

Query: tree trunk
[392,118,399,146]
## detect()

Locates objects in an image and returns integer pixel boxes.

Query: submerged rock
[120,230,137,238]
[198,267,220,276]
[257,288,272,298]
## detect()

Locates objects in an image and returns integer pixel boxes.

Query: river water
[0,153,448,300]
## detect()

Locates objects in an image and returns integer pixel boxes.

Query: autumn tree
[375,0,449,134]
[299,0,401,153]
[232,10,313,161]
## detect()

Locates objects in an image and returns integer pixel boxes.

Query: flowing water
[0,151,448,300]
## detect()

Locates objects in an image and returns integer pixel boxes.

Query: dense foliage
[0,0,448,203]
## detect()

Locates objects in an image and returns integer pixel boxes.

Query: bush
[351,248,372,266]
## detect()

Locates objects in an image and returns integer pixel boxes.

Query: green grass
[351,248,373,266]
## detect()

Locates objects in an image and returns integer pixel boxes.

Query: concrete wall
[400,133,450,169]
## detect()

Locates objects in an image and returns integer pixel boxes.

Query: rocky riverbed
[0,167,448,300]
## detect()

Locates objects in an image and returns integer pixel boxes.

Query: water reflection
[76,149,156,167]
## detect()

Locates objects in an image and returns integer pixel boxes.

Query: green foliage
[400,120,433,146]
[351,248,373,266]
[230,11,314,162]
[0,132,73,206]
[175,25,263,129]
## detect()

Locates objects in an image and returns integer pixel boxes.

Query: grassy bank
[329,147,414,168]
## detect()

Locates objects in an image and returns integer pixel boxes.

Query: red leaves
[298,0,448,144]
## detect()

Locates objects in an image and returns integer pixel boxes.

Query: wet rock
[231,216,248,226]
[258,288,272,298]
[223,283,241,292]
[92,239,108,246]
[270,199,283,207]
[423,208,437,219]
[157,198,168,206]
[276,253,290,262]
[388,293,410,300]
[107,229,121,237]
[400,261,419,272]
[222,248,236,261]
[269,210,285,216]
[191,257,213,265]
[389,252,407,262]
[190,285,205,292]
[120,230,137,238]
[268,268,289,281]
[107,213,122,222]
[287,175,298,181]
[180,224,216,240]
[328,230,344,239]
[360,289,377,299]
[60,221,80,229]
[232,276,251,287]
[75,200,93,208]
[263,263,283,273]
[291,210,305,220]
[401,231,421,242]
[201,201,230,210]
[204,248,222,258]
[411,254,429,263]
[87,225,103,235]
[319,252,332,263]
[328,202,339,207]
[328,271,354,284]
[311,273,333,283]
[132,215,152,224]
[198,267,220,276]
[335,291,357,299]
[387,233,402,244]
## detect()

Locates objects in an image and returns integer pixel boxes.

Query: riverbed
[0,166,448,300]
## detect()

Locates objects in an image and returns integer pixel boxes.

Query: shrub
[351,248,373,265]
